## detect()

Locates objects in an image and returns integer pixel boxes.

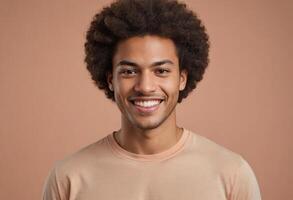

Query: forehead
[112,35,179,66]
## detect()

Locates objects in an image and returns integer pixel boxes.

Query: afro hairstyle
[84,0,210,103]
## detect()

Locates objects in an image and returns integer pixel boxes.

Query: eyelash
[119,69,137,76]
[155,68,170,75]
[118,67,170,77]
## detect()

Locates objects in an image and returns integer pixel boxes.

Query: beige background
[0,0,292,199]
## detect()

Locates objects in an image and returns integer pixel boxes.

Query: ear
[179,69,188,91]
[107,71,114,91]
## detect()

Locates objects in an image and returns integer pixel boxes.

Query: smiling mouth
[132,99,162,107]
[129,99,164,113]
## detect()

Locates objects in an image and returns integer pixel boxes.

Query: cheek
[114,78,134,99]
[159,77,181,94]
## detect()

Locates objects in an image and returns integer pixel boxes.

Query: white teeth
[133,100,161,107]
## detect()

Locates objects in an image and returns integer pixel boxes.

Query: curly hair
[85,0,209,103]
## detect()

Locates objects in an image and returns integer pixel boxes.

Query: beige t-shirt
[42,128,261,200]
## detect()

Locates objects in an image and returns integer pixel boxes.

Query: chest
[69,162,229,200]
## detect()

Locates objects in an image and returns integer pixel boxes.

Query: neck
[114,112,183,154]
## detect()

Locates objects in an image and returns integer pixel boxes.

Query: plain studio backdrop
[0,0,292,199]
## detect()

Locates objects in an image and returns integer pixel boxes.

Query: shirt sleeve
[42,164,70,200]
[229,157,262,200]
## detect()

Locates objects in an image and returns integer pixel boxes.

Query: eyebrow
[115,59,175,67]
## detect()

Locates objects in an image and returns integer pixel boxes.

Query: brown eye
[155,68,170,75]
[124,69,136,74]
[119,68,137,77]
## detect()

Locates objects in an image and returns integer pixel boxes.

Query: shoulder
[186,130,261,199]
[42,134,112,199]
[186,130,255,179]
[52,133,111,178]
[188,130,243,169]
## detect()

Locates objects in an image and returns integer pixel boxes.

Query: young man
[43,0,261,199]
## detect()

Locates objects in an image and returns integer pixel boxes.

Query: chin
[131,118,164,130]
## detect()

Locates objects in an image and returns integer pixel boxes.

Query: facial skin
[108,35,187,133]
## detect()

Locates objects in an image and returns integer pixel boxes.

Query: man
[42,0,261,199]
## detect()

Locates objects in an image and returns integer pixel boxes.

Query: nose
[134,71,156,94]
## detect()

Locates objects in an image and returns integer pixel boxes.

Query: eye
[119,68,137,77]
[155,68,170,76]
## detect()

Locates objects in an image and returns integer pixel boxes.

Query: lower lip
[132,102,161,114]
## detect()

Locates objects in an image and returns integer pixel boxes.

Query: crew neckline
[107,128,190,162]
